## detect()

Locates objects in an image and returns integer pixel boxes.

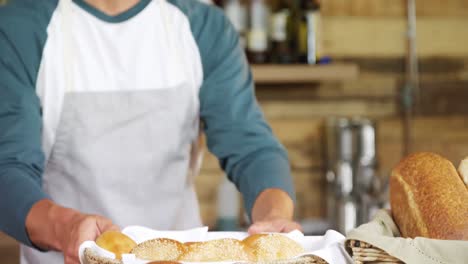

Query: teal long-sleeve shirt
[0,0,295,247]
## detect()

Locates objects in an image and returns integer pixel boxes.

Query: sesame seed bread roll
[242,234,305,261]
[131,238,185,261]
[390,152,468,240]
[178,239,255,262]
[95,231,137,260]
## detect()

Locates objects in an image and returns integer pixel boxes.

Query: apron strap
[60,0,74,93]
[159,0,204,185]
[158,0,185,76]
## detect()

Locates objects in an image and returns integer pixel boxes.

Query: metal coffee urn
[324,117,380,235]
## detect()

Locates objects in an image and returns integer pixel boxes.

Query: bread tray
[79,227,351,264]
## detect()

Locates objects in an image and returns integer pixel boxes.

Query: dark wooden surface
[0,232,19,264]
[0,246,19,264]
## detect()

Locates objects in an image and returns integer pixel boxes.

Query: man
[0,0,300,263]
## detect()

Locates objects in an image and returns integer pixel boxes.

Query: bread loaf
[390,152,468,240]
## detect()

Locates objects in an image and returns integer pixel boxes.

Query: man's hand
[25,199,119,264]
[248,189,302,234]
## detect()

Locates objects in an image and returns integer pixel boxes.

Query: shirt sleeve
[193,4,296,219]
[0,3,52,247]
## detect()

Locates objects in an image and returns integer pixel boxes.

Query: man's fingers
[96,217,119,234]
[281,221,302,232]
[248,220,284,234]
[248,221,274,234]
[69,215,118,263]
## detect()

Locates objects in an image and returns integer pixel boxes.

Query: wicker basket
[346,240,403,264]
[83,248,328,264]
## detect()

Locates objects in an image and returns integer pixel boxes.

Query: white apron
[21,0,203,263]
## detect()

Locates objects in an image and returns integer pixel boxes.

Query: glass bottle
[224,0,248,49]
[298,0,322,64]
[269,0,299,63]
[247,0,270,63]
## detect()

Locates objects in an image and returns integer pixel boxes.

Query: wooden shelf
[251,63,359,84]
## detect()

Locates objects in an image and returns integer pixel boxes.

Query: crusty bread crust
[131,238,185,261]
[178,239,255,262]
[243,234,305,261]
[390,152,468,240]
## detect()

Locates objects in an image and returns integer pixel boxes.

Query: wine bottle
[224,0,248,49]
[247,0,270,64]
[269,0,299,64]
[298,0,322,64]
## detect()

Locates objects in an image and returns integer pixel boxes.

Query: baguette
[95,232,304,262]
[390,152,468,240]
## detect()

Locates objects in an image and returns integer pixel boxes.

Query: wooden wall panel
[321,0,468,17]
[323,17,404,58]
[201,147,323,173]
[316,77,397,98]
[377,116,468,175]
[347,0,399,17]
[293,170,326,219]
[322,17,468,57]
[376,118,404,177]
[332,57,468,82]
[269,119,322,145]
[195,171,223,202]
[256,77,397,100]
[260,100,396,119]
[418,81,468,115]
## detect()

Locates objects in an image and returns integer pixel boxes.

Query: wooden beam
[255,76,398,100]
[323,17,468,57]
[260,100,397,119]
[321,0,468,17]
[251,64,359,84]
